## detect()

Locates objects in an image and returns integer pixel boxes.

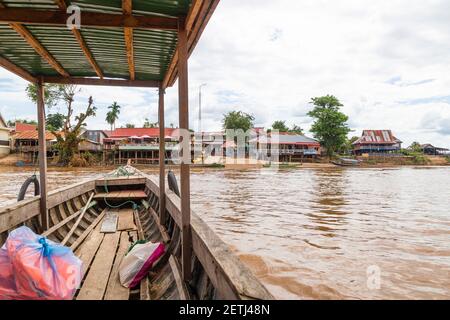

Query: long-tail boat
[0,1,273,300]
[0,166,273,300]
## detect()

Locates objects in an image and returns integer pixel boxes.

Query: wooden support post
[158,86,166,225]
[36,79,48,230]
[178,19,192,281]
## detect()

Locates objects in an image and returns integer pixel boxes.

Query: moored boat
[331,158,362,167]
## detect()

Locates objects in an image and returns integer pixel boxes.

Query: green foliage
[106,102,121,131]
[143,118,158,128]
[272,120,289,132]
[7,119,37,127]
[290,125,304,135]
[25,83,66,109]
[25,84,96,166]
[125,123,135,128]
[307,95,350,158]
[270,121,304,135]
[46,113,65,131]
[408,141,423,153]
[222,111,255,132]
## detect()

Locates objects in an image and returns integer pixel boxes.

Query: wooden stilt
[178,19,192,281]
[36,79,48,230]
[158,86,166,225]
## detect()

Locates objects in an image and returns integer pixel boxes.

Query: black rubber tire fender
[17,175,40,202]
[167,171,180,197]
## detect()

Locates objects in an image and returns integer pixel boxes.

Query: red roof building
[14,122,37,133]
[353,130,402,155]
[107,128,176,139]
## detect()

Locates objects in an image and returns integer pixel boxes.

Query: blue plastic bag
[0,226,83,300]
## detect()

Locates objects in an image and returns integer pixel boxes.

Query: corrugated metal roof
[354,130,402,145]
[0,0,201,81]
[251,133,320,146]
[109,127,175,138]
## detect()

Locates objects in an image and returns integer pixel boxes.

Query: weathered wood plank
[42,200,96,237]
[104,231,136,300]
[101,210,118,233]
[71,209,107,251]
[169,255,189,300]
[77,232,121,300]
[61,193,94,245]
[95,177,146,187]
[75,223,105,276]
[117,209,136,231]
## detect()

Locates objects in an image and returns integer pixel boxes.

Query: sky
[1,0,450,147]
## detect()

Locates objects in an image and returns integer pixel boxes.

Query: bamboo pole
[36,79,48,230]
[177,19,192,281]
[158,86,166,225]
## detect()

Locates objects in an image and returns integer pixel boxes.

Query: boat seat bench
[75,208,138,300]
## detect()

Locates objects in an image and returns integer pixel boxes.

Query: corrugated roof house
[353,130,402,155]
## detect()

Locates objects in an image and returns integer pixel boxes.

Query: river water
[0,166,449,300]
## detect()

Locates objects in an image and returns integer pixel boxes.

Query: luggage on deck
[119,241,165,288]
[0,226,83,300]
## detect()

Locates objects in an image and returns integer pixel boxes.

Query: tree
[272,120,289,132]
[125,123,135,128]
[341,136,359,155]
[7,119,37,127]
[307,95,350,158]
[46,113,65,131]
[143,118,158,128]
[106,102,121,130]
[222,111,255,132]
[409,141,423,153]
[26,83,96,165]
[26,83,63,109]
[290,125,304,135]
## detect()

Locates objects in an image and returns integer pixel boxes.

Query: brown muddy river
[0,166,449,300]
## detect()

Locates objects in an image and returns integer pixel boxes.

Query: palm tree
[106,111,115,131]
[107,102,121,130]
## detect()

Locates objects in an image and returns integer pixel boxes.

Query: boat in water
[331,158,362,167]
[0,166,273,300]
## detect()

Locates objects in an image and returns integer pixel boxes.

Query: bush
[69,154,89,167]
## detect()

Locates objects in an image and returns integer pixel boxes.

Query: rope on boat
[102,165,139,210]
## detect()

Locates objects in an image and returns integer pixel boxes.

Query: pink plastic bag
[0,226,83,300]
[119,242,165,288]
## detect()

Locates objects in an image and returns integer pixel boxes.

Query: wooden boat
[331,158,362,167]
[0,166,273,300]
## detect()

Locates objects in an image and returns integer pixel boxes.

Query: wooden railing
[143,174,273,300]
[0,180,95,235]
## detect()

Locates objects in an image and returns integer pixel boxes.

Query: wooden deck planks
[104,231,136,300]
[77,232,121,300]
[117,209,137,231]
[75,222,105,276]
[94,190,147,200]
[101,210,118,233]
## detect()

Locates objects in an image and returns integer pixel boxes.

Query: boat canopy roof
[0,0,219,88]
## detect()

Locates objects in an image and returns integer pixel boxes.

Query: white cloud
[1,0,449,147]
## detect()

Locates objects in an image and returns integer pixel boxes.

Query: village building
[352,130,402,156]
[419,144,449,156]
[103,128,178,165]
[12,129,57,163]
[251,132,321,162]
[0,113,11,158]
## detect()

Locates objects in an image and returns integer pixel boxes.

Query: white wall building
[0,113,11,158]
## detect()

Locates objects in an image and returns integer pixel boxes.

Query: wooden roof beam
[0,7,179,30]
[0,55,37,83]
[54,0,104,79]
[0,3,69,77]
[163,0,219,88]
[42,76,160,88]
[123,0,135,81]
